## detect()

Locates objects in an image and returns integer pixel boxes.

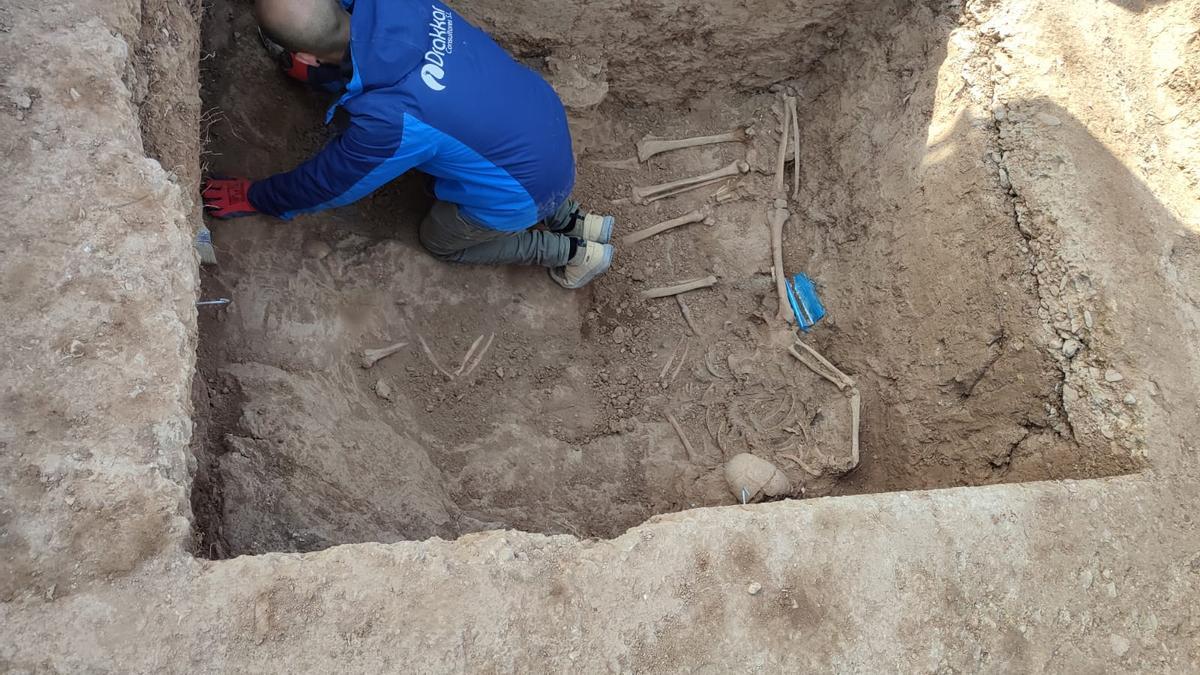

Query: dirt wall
[455,0,885,105]
[0,0,202,600]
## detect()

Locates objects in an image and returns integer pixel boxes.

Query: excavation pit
[189,0,1142,558]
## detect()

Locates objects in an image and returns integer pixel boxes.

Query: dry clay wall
[0,0,200,602]
[455,0,878,105]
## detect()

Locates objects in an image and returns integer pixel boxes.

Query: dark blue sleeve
[248,114,435,219]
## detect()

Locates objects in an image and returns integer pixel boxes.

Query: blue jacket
[248,0,575,231]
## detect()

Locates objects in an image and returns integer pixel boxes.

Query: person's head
[256,0,351,65]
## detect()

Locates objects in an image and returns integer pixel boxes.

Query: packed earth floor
[190,0,1145,556]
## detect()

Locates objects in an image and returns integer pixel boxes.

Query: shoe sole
[550,244,614,289]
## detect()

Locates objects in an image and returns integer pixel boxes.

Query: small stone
[747,582,762,596]
[69,88,81,102]
[66,339,85,358]
[374,379,393,401]
[1036,112,1062,126]
[1104,369,1124,382]
[14,92,31,109]
[1061,339,1082,358]
[612,326,627,344]
[1123,394,1137,406]
[495,367,505,379]
[1083,310,1094,329]
[64,495,76,506]
[302,239,332,259]
[1109,633,1130,657]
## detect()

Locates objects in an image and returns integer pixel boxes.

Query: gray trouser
[419,200,574,267]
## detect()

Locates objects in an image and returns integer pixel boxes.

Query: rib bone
[460,332,496,378]
[632,161,750,205]
[455,334,487,377]
[360,341,408,369]
[622,209,713,245]
[637,127,752,163]
[642,275,718,299]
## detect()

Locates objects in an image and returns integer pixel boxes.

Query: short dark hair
[256,0,347,56]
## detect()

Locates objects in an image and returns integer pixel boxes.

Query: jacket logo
[422,6,453,92]
[421,64,446,91]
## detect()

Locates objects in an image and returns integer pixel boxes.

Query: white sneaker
[552,205,615,244]
[549,241,614,289]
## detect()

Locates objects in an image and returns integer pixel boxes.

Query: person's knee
[419,215,461,261]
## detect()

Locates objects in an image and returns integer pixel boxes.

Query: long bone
[622,208,713,245]
[773,98,791,198]
[642,275,718,299]
[786,96,801,201]
[768,200,793,324]
[637,127,753,163]
[632,161,750,205]
[360,341,408,369]
[788,340,861,469]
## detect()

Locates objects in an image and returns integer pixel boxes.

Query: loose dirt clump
[189,0,1141,557]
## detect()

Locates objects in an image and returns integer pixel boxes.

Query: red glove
[202,177,258,219]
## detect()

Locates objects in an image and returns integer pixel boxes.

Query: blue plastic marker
[785,273,826,332]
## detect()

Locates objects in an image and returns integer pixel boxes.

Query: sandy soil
[190,0,1140,556]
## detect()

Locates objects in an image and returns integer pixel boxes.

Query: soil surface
[190,0,1139,556]
[6,0,1200,670]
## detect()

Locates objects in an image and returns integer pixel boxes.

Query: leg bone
[642,275,718,299]
[622,208,713,245]
[769,202,793,324]
[773,97,791,199]
[632,161,750,205]
[637,127,752,163]
[787,96,801,201]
